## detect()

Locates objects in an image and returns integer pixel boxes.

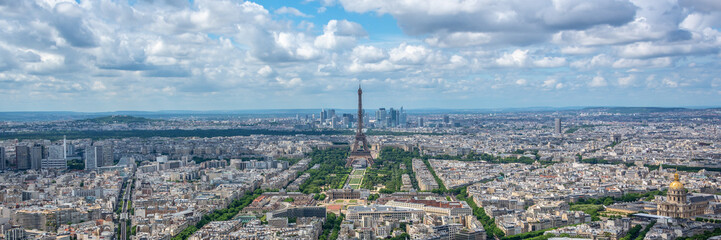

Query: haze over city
[1,0,721,111]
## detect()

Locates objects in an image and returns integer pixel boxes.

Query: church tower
[657,171,710,219]
[667,172,687,204]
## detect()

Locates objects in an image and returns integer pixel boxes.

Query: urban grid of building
[0,88,720,240]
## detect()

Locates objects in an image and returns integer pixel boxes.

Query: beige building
[657,173,710,219]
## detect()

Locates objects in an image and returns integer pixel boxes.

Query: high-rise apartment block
[16,146,30,170]
[0,147,5,170]
[30,146,43,170]
[85,146,101,170]
[102,144,114,166]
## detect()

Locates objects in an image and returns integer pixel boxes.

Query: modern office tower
[16,146,31,170]
[30,145,43,170]
[554,118,562,135]
[85,146,100,170]
[443,115,450,124]
[63,135,67,159]
[419,117,424,127]
[64,139,75,157]
[0,147,5,170]
[388,108,399,127]
[341,113,354,128]
[376,108,386,123]
[399,107,407,127]
[102,144,114,166]
[328,109,336,120]
[43,145,67,169]
[341,113,354,123]
[320,108,327,123]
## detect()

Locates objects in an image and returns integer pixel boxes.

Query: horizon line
[1,105,720,114]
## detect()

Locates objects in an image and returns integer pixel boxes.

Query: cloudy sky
[1,0,721,111]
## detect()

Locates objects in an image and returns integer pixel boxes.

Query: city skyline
[1,0,721,111]
[1,84,720,239]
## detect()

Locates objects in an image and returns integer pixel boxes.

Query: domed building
[657,173,710,218]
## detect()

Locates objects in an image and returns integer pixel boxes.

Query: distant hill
[77,115,161,124]
[583,107,688,114]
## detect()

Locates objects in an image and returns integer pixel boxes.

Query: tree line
[298,147,351,194]
[172,189,264,240]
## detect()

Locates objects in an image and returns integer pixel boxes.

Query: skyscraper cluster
[319,108,359,128]
[4,137,70,171]
[375,107,407,128]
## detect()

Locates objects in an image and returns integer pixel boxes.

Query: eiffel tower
[346,85,373,167]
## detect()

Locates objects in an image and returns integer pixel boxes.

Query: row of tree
[319,212,344,240]
[172,189,263,240]
[298,147,351,194]
[456,187,505,239]
[571,190,667,206]
[620,224,643,240]
[361,147,420,192]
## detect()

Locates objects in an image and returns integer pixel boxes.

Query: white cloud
[348,59,398,73]
[91,80,106,91]
[570,54,613,70]
[612,57,672,68]
[552,17,667,46]
[314,20,366,50]
[542,78,557,88]
[2,0,721,110]
[618,75,635,87]
[389,43,431,65]
[274,6,311,17]
[338,0,637,45]
[351,45,387,63]
[663,78,679,88]
[257,65,274,77]
[616,41,720,59]
[496,49,528,67]
[589,76,608,87]
[561,46,596,55]
[533,57,566,68]
[425,32,491,48]
[448,55,467,68]
[276,77,303,88]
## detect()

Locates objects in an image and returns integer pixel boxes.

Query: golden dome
[669,172,684,190]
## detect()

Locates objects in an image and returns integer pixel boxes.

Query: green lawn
[570,204,605,221]
[349,178,362,184]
